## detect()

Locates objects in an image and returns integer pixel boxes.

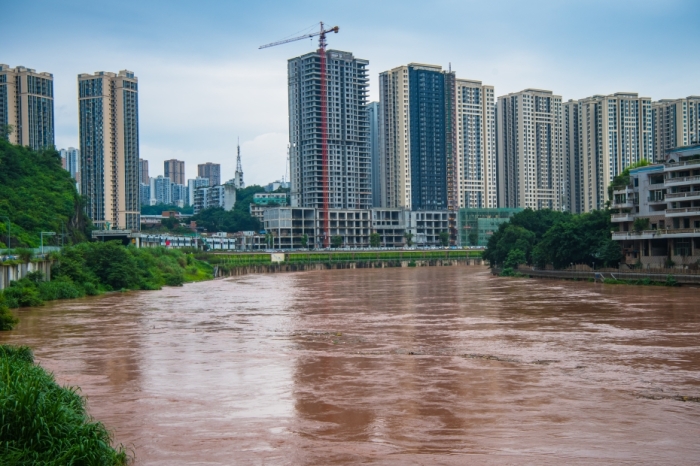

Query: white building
[571,92,653,212]
[653,96,700,158]
[187,177,209,206]
[150,175,172,205]
[497,88,564,210]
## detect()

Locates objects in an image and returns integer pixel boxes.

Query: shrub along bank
[0,345,128,465]
[1,242,213,330]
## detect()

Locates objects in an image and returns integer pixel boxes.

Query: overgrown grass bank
[0,345,128,464]
[1,242,214,329]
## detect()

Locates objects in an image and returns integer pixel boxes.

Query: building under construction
[287,49,371,211]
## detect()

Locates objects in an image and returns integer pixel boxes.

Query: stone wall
[0,261,52,290]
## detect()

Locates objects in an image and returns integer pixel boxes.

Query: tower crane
[260,22,339,248]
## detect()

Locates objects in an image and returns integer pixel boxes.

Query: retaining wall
[492,267,700,286]
[0,261,53,290]
[216,258,484,278]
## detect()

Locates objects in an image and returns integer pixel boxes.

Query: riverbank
[0,345,128,464]
[1,243,214,330]
[492,266,698,286]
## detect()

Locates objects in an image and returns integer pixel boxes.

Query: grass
[0,345,128,465]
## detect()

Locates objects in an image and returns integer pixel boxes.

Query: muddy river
[2,266,700,464]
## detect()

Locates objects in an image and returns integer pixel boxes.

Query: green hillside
[0,139,89,248]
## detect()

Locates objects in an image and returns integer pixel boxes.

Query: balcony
[665,175,700,187]
[611,199,637,209]
[665,206,700,217]
[611,213,634,222]
[664,158,700,171]
[612,228,700,240]
[665,191,700,202]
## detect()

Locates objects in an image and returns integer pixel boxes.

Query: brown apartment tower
[198,162,221,187]
[164,159,185,185]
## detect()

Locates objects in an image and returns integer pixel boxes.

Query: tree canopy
[0,139,89,248]
[484,208,621,269]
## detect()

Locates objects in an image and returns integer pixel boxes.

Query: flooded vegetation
[1,266,699,464]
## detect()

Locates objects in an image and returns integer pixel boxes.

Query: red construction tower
[260,22,339,248]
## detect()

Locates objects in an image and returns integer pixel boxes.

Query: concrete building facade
[164,159,185,185]
[379,63,456,211]
[611,144,700,266]
[368,101,380,207]
[288,49,371,210]
[78,70,140,230]
[0,64,55,150]
[198,162,221,187]
[187,177,209,206]
[653,97,700,158]
[139,158,149,184]
[59,147,81,191]
[563,100,581,212]
[456,79,496,209]
[150,176,172,206]
[497,89,564,211]
[574,93,653,212]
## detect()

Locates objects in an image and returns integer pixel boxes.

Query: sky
[4,0,700,185]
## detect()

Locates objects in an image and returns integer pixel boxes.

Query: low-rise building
[263,207,455,249]
[457,208,523,246]
[611,143,700,266]
[249,192,289,221]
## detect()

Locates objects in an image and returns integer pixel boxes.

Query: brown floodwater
[2,266,700,464]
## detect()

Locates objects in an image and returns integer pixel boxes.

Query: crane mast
[260,22,338,248]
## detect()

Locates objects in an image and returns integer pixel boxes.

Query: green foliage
[439,231,450,247]
[190,207,260,233]
[0,139,89,248]
[484,208,621,269]
[0,345,128,464]
[403,232,414,247]
[301,234,309,248]
[1,243,214,315]
[499,267,525,277]
[504,249,526,269]
[369,233,380,248]
[468,230,479,246]
[633,217,650,232]
[607,159,650,202]
[331,236,343,248]
[665,275,679,287]
[0,295,18,330]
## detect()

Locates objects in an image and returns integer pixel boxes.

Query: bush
[0,301,18,330]
[0,345,128,464]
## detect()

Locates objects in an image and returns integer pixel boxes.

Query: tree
[633,217,649,232]
[301,233,308,248]
[403,232,413,247]
[439,231,450,247]
[1,124,14,139]
[504,249,526,269]
[370,232,381,248]
[331,235,343,248]
[265,233,274,248]
[190,207,260,233]
[468,230,479,246]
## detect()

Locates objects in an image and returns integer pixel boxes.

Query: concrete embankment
[0,261,52,290]
[492,267,700,286]
[216,258,484,278]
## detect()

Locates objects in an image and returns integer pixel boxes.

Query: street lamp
[0,216,10,251]
[40,232,56,255]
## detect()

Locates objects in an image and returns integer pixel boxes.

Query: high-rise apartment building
[455,79,496,209]
[59,147,80,179]
[187,177,209,206]
[198,162,221,187]
[0,64,55,150]
[78,70,140,230]
[379,63,455,211]
[150,176,172,205]
[571,93,652,212]
[139,158,149,184]
[164,159,185,185]
[288,49,371,209]
[563,100,581,212]
[653,96,700,158]
[368,101,380,207]
[497,89,564,210]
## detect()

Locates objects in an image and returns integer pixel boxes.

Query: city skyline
[4,0,699,186]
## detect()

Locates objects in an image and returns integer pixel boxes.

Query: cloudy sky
[5,0,699,185]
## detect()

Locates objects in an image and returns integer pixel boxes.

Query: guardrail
[498,267,700,285]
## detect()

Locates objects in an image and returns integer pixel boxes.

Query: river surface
[2,266,700,464]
